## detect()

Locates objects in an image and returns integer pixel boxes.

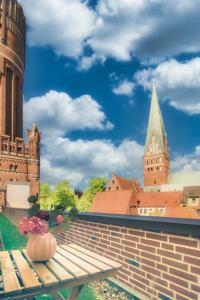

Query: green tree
[77,177,107,212]
[48,180,77,210]
[39,183,51,209]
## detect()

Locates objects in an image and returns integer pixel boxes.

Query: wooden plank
[61,245,112,271]
[69,244,121,268]
[22,250,58,286]
[0,251,21,293]
[0,267,120,300]
[51,290,64,300]
[68,285,84,300]
[57,246,100,275]
[11,250,41,289]
[53,252,87,278]
[46,258,74,282]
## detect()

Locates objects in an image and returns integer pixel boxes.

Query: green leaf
[28,203,40,217]
[28,195,38,204]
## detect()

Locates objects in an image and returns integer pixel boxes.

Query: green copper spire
[145,82,168,153]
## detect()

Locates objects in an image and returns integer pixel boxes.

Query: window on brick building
[14,165,18,171]
[9,164,13,171]
[17,147,22,154]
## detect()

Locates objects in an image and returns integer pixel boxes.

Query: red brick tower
[144,83,169,186]
[0,0,41,206]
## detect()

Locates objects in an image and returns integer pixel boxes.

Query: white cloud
[24,90,144,188]
[135,58,200,114]
[41,137,144,187]
[24,90,113,138]
[78,54,105,71]
[89,0,200,63]
[20,0,200,67]
[171,146,200,172]
[19,0,96,58]
[113,80,135,96]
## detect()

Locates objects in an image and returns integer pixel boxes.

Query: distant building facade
[0,0,41,207]
[91,83,200,218]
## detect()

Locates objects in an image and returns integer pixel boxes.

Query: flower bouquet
[19,195,77,262]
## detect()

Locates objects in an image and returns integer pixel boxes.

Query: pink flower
[19,217,29,235]
[19,216,48,236]
[56,215,64,224]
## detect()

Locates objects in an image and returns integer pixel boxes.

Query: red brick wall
[0,191,5,207]
[54,220,200,300]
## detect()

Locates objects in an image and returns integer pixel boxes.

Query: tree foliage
[39,183,51,209]
[39,180,77,211]
[77,177,107,212]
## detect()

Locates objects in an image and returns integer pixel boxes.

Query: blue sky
[20,0,200,188]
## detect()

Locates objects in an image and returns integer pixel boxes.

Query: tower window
[151,167,153,171]
[154,180,157,184]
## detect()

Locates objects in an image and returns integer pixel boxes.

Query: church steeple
[144,82,169,187]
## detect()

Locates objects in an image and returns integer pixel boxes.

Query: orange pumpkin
[26,232,57,262]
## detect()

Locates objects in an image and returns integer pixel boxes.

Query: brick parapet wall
[53,218,200,300]
[4,209,200,300]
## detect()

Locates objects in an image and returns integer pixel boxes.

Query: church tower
[144,82,169,187]
[0,0,41,207]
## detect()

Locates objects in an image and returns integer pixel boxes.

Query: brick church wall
[0,0,41,200]
[0,191,5,207]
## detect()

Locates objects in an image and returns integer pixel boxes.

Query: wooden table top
[0,244,121,299]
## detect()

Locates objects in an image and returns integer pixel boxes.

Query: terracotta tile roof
[137,191,183,208]
[91,190,135,214]
[106,174,142,192]
[165,207,200,219]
